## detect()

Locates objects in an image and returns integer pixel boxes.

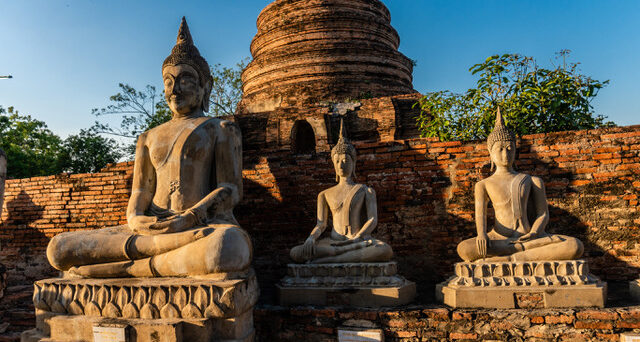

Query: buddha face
[490,141,516,169]
[333,153,355,179]
[163,64,206,117]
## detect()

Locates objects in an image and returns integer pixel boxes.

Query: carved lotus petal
[152,287,167,308]
[60,285,74,307]
[95,287,109,309]
[77,286,91,306]
[115,287,130,309]
[33,284,50,311]
[122,303,139,319]
[193,286,209,311]
[174,287,188,309]
[181,303,202,319]
[103,303,121,318]
[85,301,102,317]
[68,300,84,315]
[43,284,59,310]
[204,302,224,318]
[133,287,147,308]
[140,303,160,319]
[160,303,181,319]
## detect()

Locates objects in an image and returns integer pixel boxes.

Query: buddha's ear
[201,77,212,113]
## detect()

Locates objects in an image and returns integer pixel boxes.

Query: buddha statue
[46,18,252,278]
[289,119,393,264]
[456,108,584,262]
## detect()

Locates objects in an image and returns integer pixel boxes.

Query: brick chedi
[238,0,416,113]
[235,0,421,154]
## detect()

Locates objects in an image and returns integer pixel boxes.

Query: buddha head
[162,17,213,117]
[331,118,357,182]
[487,107,516,171]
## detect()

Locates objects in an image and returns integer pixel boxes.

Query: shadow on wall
[239,135,640,305]
[1,190,54,286]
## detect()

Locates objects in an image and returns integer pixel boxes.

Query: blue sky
[1,0,639,138]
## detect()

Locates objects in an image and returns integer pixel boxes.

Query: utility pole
[0,75,13,79]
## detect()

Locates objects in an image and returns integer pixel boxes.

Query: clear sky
[1,0,639,138]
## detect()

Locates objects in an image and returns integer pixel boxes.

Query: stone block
[437,260,606,308]
[22,272,258,342]
[278,263,415,307]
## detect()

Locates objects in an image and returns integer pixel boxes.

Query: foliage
[0,106,122,178]
[209,58,249,116]
[92,60,247,137]
[415,51,613,141]
[92,83,171,140]
[59,129,123,174]
[91,60,248,157]
[0,106,64,178]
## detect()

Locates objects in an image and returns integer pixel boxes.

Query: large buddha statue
[289,120,393,264]
[456,108,584,262]
[46,18,251,278]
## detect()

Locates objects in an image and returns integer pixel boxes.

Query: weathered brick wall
[1,126,639,304]
[0,162,133,286]
[253,306,640,341]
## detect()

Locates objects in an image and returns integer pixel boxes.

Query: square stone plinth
[22,271,258,342]
[278,262,416,307]
[278,282,416,307]
[437,260,607,309]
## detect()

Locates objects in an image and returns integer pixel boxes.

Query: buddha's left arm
[211,121,243,211]
[355,187,378,239]
[529,176,550,235]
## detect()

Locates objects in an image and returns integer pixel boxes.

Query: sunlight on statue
[46,17,252,278]
[456,108,584,262]
[290,119,393,263]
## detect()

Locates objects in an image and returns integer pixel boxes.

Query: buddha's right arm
[474,181,488,236]
[126,134,158,232]
[309,192,329,240]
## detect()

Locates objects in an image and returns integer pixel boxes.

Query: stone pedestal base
[278,262,415,307]
[21,270,259,342]
[629,279,640,302]
[437,260,606,308]
[0,262,6,299]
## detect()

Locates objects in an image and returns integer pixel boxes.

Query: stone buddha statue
[456,108,584,262]
[289,119,393,264]
[46,18,252,279]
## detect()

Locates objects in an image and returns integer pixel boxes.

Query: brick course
[1,126,640,300]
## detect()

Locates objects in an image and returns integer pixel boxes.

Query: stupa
[235,0,422,153]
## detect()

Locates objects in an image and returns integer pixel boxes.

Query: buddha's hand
[302,236,316,259]
[476,233,489,258]
[513,231,538,243]
[148,213,196,234]
[331,237,363,247]
[129,215,159,232]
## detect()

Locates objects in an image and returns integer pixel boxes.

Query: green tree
[209,58,248,116]
[92,60,247,157]
[0,106,64,178]
[59,129,123,173]
[415,51,612,141]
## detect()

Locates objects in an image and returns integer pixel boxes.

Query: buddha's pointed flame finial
[331,117,357,160]
[487,106,515,150]
[176,16,194,46]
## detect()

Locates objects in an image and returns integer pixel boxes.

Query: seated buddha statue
[289,120,393,264]
[456,108,584,262]
[46,18,252,278]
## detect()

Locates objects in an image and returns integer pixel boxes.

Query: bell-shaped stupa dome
[238,0,416,113]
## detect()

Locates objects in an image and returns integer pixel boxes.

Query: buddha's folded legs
[290,238,393,264]
[311,239,393,263]
[456,234,584,262]
[48,225,252,278]
[69,225,251,278]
